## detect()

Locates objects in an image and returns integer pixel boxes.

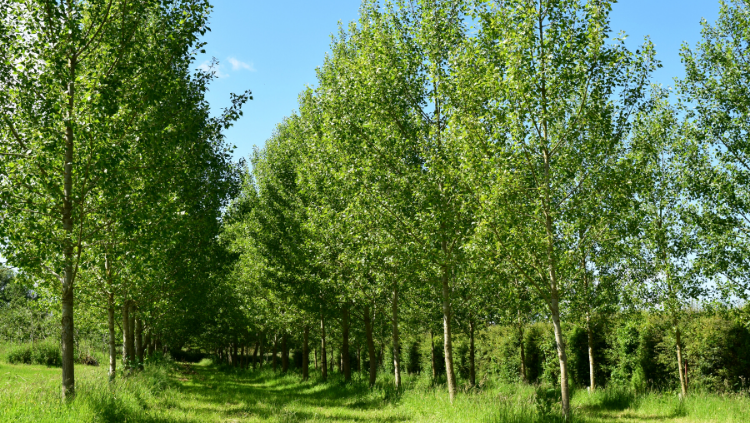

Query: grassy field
[1,358,748,422]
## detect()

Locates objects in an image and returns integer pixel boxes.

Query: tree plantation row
[218,0,750,419]
[0,0,250,399]
[1,0,750,420]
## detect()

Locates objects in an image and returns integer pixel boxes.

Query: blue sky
[195,0,722,163]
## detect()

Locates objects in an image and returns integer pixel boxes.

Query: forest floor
[1,358,748,422]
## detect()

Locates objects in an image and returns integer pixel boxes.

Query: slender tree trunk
[144,331,151,358]
[127,302,136,361]
[252,341,259,370]
[60,53,77,401]
[469,319,476,387]
[148,333,155,356]
[581,246,595,393]
[518,317,527,383]
[320,314,328,380]
[550,292,571,418]
[281,334,289,372]
[364,304,377,387]
[430,329,436,379]
[357,344,361,373]
[259,331,264,369]
[342,306,351,382]
[107,293,116,381]
[392,284,401,388]
[302,326,310,380]
[135,318,144,366]
[675,318,688,397]
[587,313,595,392]
[272,335,278,371]
[378,341,384,369]
[441,265,457,402]
[314,347,318,370]
[122,301,130,367]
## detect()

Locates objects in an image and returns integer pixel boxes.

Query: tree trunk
[272,335,278,371]
[252,341,259,370]
[342,306,351,382]
[357,344,361,373]
[135,318,144,366]
[107,293,116,381]
[469,319,476,387]
[430,329,436,379]
[122,301,130,367]
[441,266,457,402]
[550,293,571,418]
[364,304,377,387]
[148,333,155,356]
[392,284,401,388]
[302,326,310,380]
[127,302,136,362]
[675,320,688,397]
[320,314,328,380]
[60,55,77,400]
[587,313,595,392]
[519,318,527,383]
[281,334,289,372]
[378,341,384,369]
[259,332,264,369]
[144,331,151,358]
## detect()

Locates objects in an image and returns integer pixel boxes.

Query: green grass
[1,358,749,422]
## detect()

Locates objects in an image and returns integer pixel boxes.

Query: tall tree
[453,0,656,416]
[679,0,750,302]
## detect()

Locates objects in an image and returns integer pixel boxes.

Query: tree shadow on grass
[576,388,689,422]
[175,364,410,421]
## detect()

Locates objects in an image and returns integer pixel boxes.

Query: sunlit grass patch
[1,359,749,422]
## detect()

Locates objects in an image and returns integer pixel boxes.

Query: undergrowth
[1,358,749,422]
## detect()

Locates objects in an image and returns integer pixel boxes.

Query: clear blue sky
[195,0,722,163]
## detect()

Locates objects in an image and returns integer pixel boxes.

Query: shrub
[6,340,62,366]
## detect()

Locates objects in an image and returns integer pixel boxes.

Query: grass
[1,357,749,422]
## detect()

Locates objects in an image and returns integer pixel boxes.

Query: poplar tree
[453,0,656,416]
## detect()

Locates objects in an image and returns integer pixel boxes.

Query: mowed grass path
[1,359,749,422]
